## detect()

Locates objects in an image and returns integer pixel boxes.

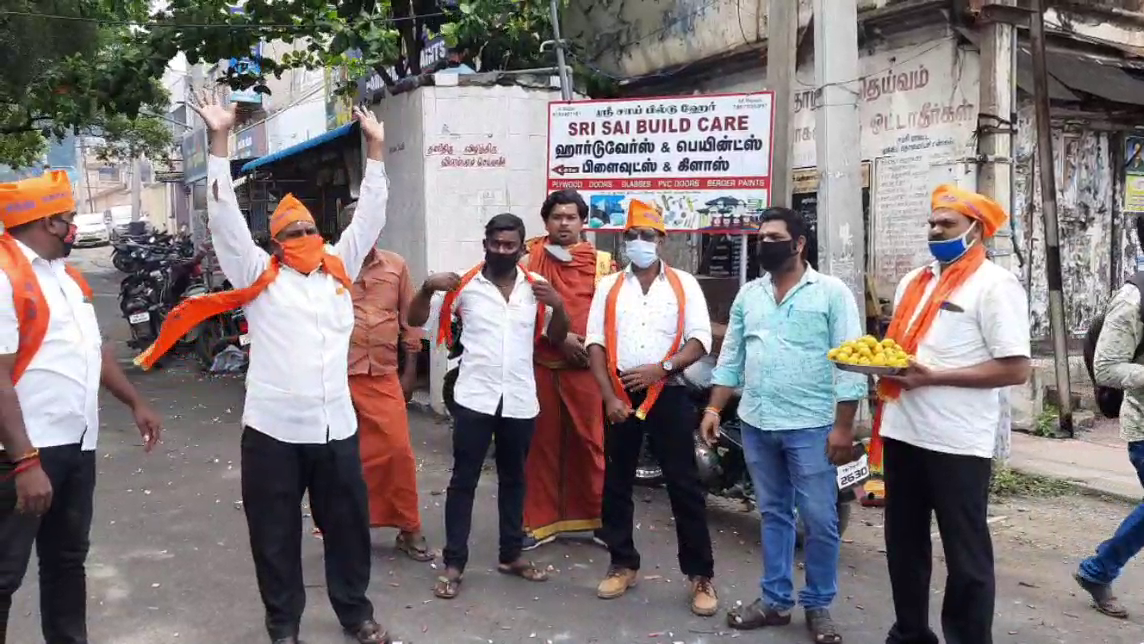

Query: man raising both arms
[138,92,393,644]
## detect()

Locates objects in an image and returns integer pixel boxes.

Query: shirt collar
[763,263,818,290]
[12,238,49,266]
[472,266,527,287]
[623,260,667,281]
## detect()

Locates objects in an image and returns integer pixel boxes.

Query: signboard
[1126,135,1144,215]
[229,42,263,105]
[181,128,208,184]
[546,93,775,233]
[235,120,268,160]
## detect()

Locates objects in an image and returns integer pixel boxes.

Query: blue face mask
[928,223,977,263]
[624,239,659,269]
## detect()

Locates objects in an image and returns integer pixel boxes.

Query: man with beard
[520,190,614,550]
[873,184,1030,644]
[137,92,393,644]
[407,213,569,600]
[0,171,163,644]
[586,199,717,616]
[704,206,865,643]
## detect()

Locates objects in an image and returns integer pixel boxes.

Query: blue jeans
[742,423,839,610]
[1078,441,1144,585]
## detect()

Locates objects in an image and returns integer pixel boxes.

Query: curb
[1007,465,1141,505]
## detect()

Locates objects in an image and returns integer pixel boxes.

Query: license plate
[239,334,251,347]
[836,454,870,489]
[128,312,150,324]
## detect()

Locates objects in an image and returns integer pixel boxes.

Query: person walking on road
[705,206,866,643]
[520,190,614,550]
[0,171,163,644]
[1073,217,1144,619]
[345,231,432,562]
[407,213,569,600]
[873,184,1030,644]
[138,91,393,644]
[585,199,718,617]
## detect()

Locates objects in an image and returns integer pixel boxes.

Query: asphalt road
[7,246,1144,643]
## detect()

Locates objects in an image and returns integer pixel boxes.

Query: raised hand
[189,88,237,133]
[353,106,385,145]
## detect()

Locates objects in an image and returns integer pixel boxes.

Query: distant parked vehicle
[73,212,109,247]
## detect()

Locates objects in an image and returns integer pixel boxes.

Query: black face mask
[756,240,797,272]
[484,251,519,276]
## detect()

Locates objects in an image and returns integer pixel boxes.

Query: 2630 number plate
[836,454,870,489]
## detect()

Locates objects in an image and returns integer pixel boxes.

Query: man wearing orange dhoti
[521,190,614,549]
[346,237,431,562]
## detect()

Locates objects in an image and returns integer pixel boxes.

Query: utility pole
[766,0,797,209]
[131,152,143,223]
[1029,0,1074,436]
[548,0,573,100]
[977,0,1017,270]
[811,0,865,311]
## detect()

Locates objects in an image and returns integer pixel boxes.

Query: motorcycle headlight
[694,442,722,487]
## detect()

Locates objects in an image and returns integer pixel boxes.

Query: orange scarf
[0,234,93,383]
[604,265,686,421]
[435,263,546,348]
[134,251,352,370]
[869,244,987,472]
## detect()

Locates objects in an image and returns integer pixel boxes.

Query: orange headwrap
[269,194,314,237]
[931,184,1008,238]
[0,171,77,229]
[625,199,665,233]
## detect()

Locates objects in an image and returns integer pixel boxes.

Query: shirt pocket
[926,306,982,359]
[783,305,831,350]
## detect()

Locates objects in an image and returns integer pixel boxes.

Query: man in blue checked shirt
[701,206,866,644]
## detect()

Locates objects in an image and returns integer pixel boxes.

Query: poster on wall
[546,93,775,233]
[1125,136,1144,215]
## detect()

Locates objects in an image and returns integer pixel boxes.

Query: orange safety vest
[436,263,546,348]
[0,234,93,384]
[604,265,686,420]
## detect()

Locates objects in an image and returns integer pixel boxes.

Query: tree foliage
[136,0,563,96]
[0,0,174,168]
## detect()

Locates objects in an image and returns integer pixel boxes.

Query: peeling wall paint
[1013,102,1117,340]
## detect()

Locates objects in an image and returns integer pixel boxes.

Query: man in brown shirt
[348,241,431,562]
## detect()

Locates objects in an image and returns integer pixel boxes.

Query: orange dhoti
[349,372,421,531]
[523,362,605,540]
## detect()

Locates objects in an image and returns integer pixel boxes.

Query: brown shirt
[348,249,422,376]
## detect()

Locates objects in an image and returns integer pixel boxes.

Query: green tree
[136,0,564,96]
[0,0,173,167]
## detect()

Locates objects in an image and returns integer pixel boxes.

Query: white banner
[546,93,775,232]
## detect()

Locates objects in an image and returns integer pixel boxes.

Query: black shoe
[344,619,391,644]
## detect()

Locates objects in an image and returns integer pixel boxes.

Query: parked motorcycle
[633,362,868,544]
[192,279,250,372]
[119,254,207,364]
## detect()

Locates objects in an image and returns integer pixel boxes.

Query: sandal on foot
[344,619,391,644]
[395,533,434,562]
[805,607,843,644]
[1074,572,1129,618]
[726,598,792,630]
[433,573,463,599]
[496,560,549,582]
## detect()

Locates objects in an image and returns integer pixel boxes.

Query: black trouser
[0,445,96,644]
[240,427,374,641]
[883,437,994,644]
[599,385,715,578]
[443,402,535,572]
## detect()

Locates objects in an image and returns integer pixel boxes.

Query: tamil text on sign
[546,93,775,233]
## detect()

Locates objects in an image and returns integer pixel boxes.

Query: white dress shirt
[429,269,553,419]
[585,262,712,372]
[207,155,389,444]
[0,240,102,451]
[880,260,1030,459]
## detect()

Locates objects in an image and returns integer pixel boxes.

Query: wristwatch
[661,359,675,373]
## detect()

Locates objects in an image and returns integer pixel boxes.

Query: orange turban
[625,199,665,233]
[269,194,315,237]
[931,184,1008,238]
[0,171,77,229]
